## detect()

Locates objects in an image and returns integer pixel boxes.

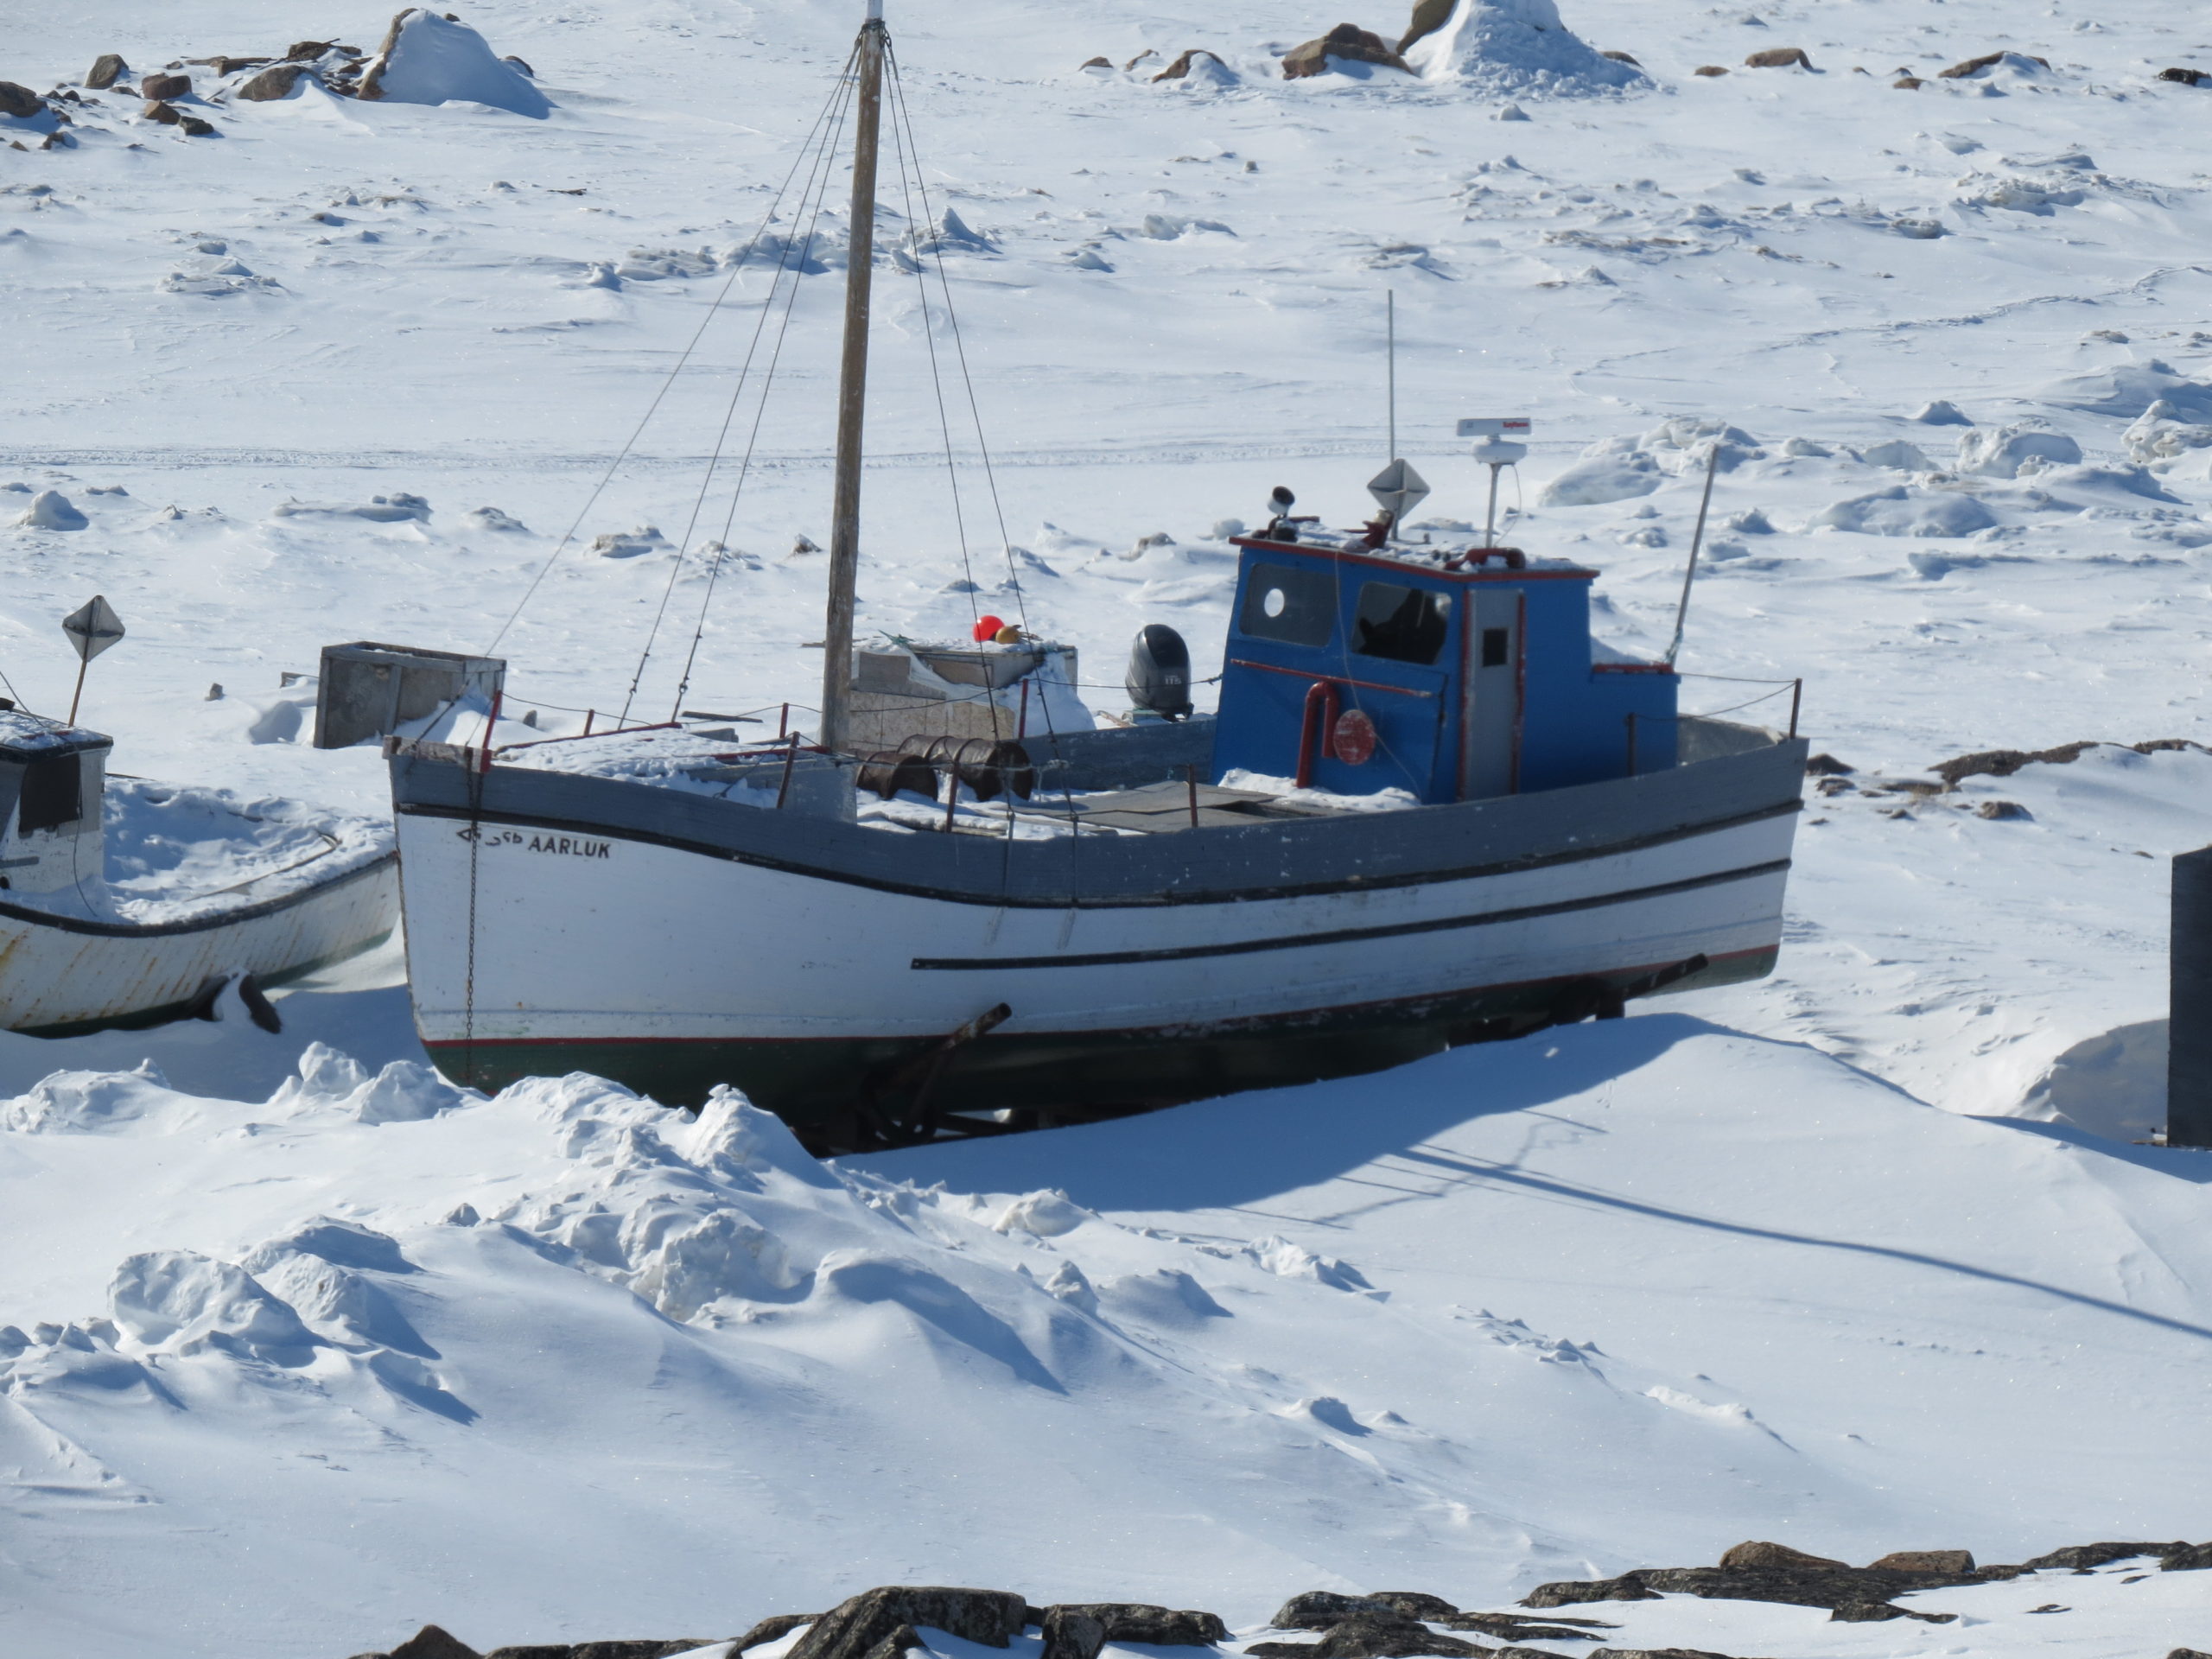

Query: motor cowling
[1126,624,1192,721]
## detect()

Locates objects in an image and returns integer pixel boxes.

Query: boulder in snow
[139,72,190,100]
[359,10,550,118]
[0,81,47,118]
[1399,0,1642,91]
[1282,25,1410,80]
[237,63,305,101]
[16,488,87,530]
[1744,48,1814,69]
[86,54,127,91]
[786,1587,1028,1659]
[1152,49,1233,85]
[1940,51,2050,79]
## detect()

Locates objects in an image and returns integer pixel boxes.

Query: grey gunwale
[0,850,397,939]
[390,719,1806,912]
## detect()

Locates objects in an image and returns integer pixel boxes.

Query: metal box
[315,642,506,750]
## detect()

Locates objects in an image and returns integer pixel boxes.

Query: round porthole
[1262,588,1287,619]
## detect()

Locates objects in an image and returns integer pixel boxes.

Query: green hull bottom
[424,949,1775,1153]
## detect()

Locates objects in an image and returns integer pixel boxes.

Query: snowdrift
[3,1019,2208,1657]
[360,9,550,118]
[1400,0,1642,92]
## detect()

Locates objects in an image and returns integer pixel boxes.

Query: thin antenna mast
[818,0,887,755]
[1665,442,1723,665]
[1386,290,1396,460]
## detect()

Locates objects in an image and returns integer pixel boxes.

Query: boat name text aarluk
[461,826,614,860]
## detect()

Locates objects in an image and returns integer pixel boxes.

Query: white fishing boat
[382,0,1806,1150]
[0,708,397,1034]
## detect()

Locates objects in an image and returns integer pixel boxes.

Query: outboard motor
[1125,624,1193,721]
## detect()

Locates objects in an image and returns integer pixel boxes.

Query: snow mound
[1401,0,1643,92]
[1955,423,2083,477]
[361,10,550,119]
[1540,418,1763,505]
[2123,399,2212,465]
[109,1250,318,1362]
[1812,485,1998,537]
[2041,358,2212,422]
[16,488,86,531]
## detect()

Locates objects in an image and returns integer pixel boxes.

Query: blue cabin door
[1459,588,1522,798]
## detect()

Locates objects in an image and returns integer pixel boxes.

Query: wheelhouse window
[1354,582,1449,666]
[1239,563,1336,647]
[16,753,83,834]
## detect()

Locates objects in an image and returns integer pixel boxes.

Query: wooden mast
[818,0,887,756]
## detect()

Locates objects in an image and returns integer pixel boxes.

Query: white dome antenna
[1458,417,1532,547]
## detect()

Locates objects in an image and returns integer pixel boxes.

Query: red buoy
[972,613,1006,643]
[1332,707,1377,766]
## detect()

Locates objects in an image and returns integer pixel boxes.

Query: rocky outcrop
[2161,67,2209,86]
[1869,1550,1974,1574]
[1047,1606,1226,1645]
[785,1586,1029,1659]
[1282,23,1409,79]
[1743,48,1812,69]
[1718,1541,1844,1570]
[734,1615,820,1652]
[1521,1578,1661,1610]
[1037,1609,1105,1659]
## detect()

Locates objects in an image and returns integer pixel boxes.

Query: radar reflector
[1366,458,1431,524]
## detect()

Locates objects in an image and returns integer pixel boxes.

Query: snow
[363,10,550,120]
[3,0,2212,1650]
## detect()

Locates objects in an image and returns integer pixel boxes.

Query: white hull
[0,857,398,1033]
[398,813,1787,1046]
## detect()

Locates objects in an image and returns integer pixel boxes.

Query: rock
[785,1587,1028,1659]
[1444,1613,1614,1642]
[1038,1609,1106,1659]
[1521,1579,1660,1610]
[142,99,181,124]
[1941,51,2050,79]
[1894,76,1923,89]
[1694,66,1727,76]
[1719,1542,1847,1571]
[1151,49,1226,82]
[1871,1550,1974,1573]
[2170,1650,2212,1659]
[2159,67,2209,86]
[17,490,88,531]
[1586,1650,1746,1659]
[1974,800,2029,821]
[141,71,191,99]
[1314,1615,1484,1659]
[734,1615,819,1652]
[238,63,305,100]
[86,54,127,89]
[1079,56,1111,68]
[1362,1597,1459,1623]
[0,81,43,117]
[2164,1543,2212,1572]
[288,40,337,60]
[862,1624,924,1659]
[1743,48,1812,69]
[1273,1594,1392,1631]
[390,1629,482,1659]
[1049,1605,1228,1645]
[1805,753,1853,775]
[504,56,536,77]
[188,56,270,75]
[1601,50,1640,67]
[178,114,215,136]
[486,1646,719,1659]
[1282,24,1410,79]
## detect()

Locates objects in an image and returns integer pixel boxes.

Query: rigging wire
[881,49,983,645]
[666,62,868,722]
[625,55,863,721]
[485,43,861,660]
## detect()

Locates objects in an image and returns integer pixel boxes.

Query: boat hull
[391,728,1803,1132]
[0,855,399,1034]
